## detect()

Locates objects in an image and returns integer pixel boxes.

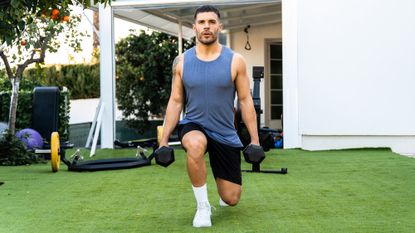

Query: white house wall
[230,23,282,127]
[296,0,415,155]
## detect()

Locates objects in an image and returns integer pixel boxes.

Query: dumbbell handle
[146,146,171,162]
[147,152,156,162]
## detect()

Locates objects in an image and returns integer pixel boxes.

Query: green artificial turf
[0,148,414,233]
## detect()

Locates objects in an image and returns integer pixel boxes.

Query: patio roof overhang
[94,0,281,40]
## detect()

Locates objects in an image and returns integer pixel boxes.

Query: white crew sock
[219,198,229,207]
[192,183,209,206]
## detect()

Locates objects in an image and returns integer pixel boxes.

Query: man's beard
[197,33,217,45]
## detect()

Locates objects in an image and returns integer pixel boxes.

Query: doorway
[265,41,283,130]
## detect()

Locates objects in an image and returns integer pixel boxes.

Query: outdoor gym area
[1,148,414,232]
[2,0,415,232]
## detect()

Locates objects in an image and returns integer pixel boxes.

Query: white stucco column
[282,0,301,148]
[178,21,183,55]
[99,4,115,149]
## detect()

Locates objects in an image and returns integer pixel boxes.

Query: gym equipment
[154,146,175,167]
[243,144,265,164]
[114,126,176,167]
[32,87,59,140]
[242,144,287,174]
[114,125,181,149]
[252,66,263,132]
[114,138,157,148]
[16,128,44,150]
[27,86,174,172]
[50,131,175,172]
[31,87,74,160]
[51,132,60,172]
[235,66,282,151]
[85,100,105,157]
[244,25,252,50]
[274,132,283,148]
[236,66,287,174]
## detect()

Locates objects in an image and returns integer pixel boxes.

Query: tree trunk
[93,10,100,48]
[8,76,20,135]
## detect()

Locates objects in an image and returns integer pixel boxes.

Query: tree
[116,30,194,133]
[0,0,111,134]
[92,10,100,48]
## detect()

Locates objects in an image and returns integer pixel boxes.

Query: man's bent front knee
[182,131,207,159]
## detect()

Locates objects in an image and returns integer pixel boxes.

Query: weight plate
[157,126,163,145]
[51,132,60,172]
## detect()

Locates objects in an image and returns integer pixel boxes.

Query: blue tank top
[179,46,243,147]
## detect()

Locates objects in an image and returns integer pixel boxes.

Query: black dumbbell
[154,146,175,167]
[243,144,265,164]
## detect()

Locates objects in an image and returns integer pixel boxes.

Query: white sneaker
[192,202,212,228]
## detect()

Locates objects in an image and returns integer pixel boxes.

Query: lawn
[0,148,414,233]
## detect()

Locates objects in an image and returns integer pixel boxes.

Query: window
[270,43,282,120]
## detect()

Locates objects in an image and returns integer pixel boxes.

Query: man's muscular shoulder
[231,52,247,81]
[172,54,184,77]
[232,52,246,66]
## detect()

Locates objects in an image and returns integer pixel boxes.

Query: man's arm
[233,53,260,145]
[159,55,185,147]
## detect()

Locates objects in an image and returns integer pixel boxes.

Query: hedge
[23,64,100,100]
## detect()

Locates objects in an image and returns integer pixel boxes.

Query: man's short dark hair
[194,5,221,19]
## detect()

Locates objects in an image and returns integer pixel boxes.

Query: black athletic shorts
[178,122,242,185]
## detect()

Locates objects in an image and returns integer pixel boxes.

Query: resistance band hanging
[244,25,251,50]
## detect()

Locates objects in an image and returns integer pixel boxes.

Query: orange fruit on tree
[20,40,27,46]
[62,15,70,22]
[51,9,59,16]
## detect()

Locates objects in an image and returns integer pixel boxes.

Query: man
[159,5,260,228]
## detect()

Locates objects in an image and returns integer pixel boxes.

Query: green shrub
[0,69,5,80]
[24,64,100,99]
[0,90,34,129]
[0,72,43,91]
[115,30,194,133]
[0,131,43,165]
[1,64,99,100]
[58,89,71,141]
